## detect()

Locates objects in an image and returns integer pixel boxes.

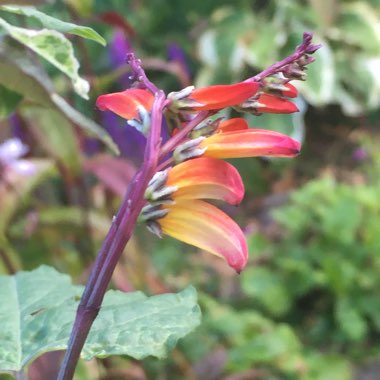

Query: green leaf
[0,266,201,372]
[0,18,89,99]
[0,41,118,154]
[21,106,81,173]
[305,353,352,380]
[335,298,368,342]
[241,267,291,317]
[0,6,106,46]
[228,325,301,371]
[0,85,22,119]
[50,93,119,155]
[339,2,380,55]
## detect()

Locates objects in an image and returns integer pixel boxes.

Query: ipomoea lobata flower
[96,88,154,133]
[168,82,260,112]
[173,117,301,161]
[141,157,248,272]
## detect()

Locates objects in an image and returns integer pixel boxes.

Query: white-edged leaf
[0,6,106,46]
[0,18,89,99]
[0,266,201,372]
[339,2,380,55]
[0,40,118,154]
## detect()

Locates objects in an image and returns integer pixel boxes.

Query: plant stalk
[57,90,166,380]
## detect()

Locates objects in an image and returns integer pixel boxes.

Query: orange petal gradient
[96,89,154,119]
[255,94,299,114]
[190,82,259,110]
[167,157,244,205]
[161,200,248,272]
[200,129,301,159]
[216,118,249,133]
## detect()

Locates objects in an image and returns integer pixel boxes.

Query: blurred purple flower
[109,30,133,88]
[167,42,191,85]
[9,113,26,141]
[0,138,36,176]
[352,147,368,162]
[101,111,146,165]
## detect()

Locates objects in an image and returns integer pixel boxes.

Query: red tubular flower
[199,129,301,159]
[178,82,260,111]
[147,157,248,272]
[253,94,299,113]
[96,88,154,120]
[281,83,298,98]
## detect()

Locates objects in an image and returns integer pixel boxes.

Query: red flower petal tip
[282,83,298,98]
[189,82,260,111]
[254,94,299,114]
[96,88,154,120]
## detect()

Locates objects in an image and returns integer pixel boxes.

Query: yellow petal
[160,200,248,272]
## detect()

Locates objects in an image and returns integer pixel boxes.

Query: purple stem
[57,56,165,380]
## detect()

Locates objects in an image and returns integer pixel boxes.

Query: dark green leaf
[21,106,81,173]
[0,85,22,119]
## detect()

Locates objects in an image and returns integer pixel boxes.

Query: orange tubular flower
[145,157,248,272]
[199,123,301,159]
[96,88,154,120]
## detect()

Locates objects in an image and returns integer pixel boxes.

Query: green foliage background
[1,0,380,379]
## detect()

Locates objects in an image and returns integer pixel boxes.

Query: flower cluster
[96,33,320,273]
